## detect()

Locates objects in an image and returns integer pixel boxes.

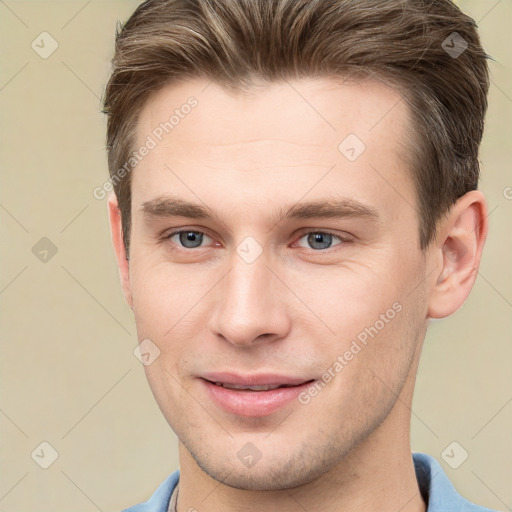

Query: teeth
[214,382,283,391]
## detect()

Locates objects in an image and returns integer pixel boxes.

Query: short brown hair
[103,0,489,254]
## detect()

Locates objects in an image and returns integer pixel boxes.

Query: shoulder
[121,469,180,512]
[413,452,498,512]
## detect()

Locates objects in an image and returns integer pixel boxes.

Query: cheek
[129,259,218,396]
[130,257,202,333]
[303,298,424,434]
[129,261,197,420]
[307,257,426,385]
[301,263,406,341]
[129,262,193,400]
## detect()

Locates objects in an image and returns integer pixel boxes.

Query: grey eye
[171,231,210,249]
[297,232,342,251]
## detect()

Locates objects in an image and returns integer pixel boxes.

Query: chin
[187,438,342,491]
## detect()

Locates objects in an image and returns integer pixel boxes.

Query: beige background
[0,1,510,511]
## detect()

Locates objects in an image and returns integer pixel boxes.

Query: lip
[199,372,315,417]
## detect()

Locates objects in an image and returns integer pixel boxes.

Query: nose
[207,250,291,347]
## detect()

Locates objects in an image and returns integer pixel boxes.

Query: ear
[107,193,133,309]
[427,190,488,319]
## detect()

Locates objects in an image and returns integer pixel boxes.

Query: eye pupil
[179,231,203,248]
[308,232,333,250]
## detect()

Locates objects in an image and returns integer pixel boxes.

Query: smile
[199,373,316,417]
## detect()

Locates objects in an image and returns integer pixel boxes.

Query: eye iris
[179,231,203,248]
[308,232,332,250]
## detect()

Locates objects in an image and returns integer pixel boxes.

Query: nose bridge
[208,248,289,346]
[229,253,270,308]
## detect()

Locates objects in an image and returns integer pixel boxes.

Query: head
[104,0,489,490]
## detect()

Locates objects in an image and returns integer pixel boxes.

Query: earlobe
[107,193,133,309]
[427,190,488,319]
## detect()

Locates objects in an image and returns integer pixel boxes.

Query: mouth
[208,381,306,391]
[199,373,316,417]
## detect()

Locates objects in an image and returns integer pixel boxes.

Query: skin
[108,77,487,512]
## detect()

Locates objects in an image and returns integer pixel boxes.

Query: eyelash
[161,229,351,252]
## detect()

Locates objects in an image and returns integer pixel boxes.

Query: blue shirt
[122,452,497,512]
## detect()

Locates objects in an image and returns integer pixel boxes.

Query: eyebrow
[141,195,379,225]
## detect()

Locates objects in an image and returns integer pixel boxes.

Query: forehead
[132,77,414,223]
[137,76,409,149]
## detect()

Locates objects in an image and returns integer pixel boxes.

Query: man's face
[124,78,432,489]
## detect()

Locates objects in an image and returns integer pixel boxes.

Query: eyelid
[292,229,352,250]
[294,226,353,241]
[162,228,215,248]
